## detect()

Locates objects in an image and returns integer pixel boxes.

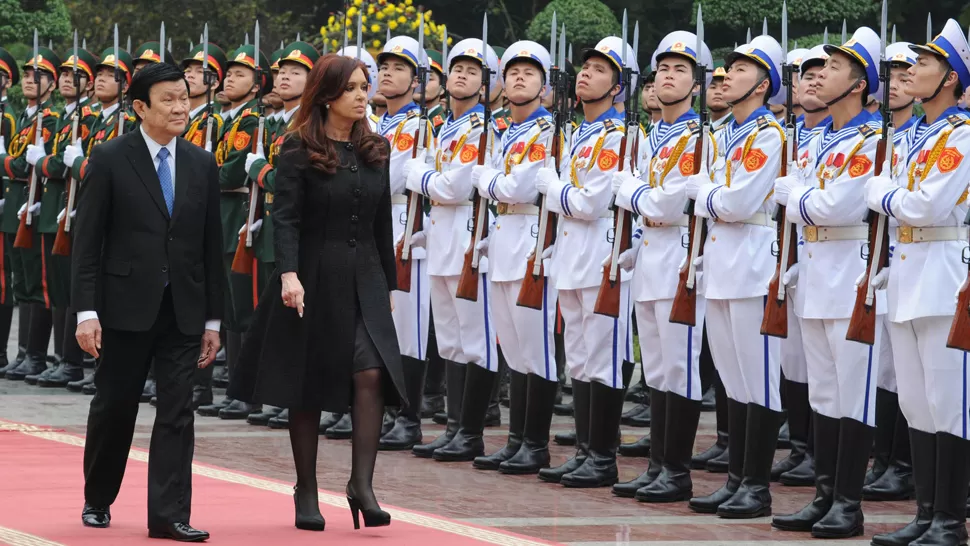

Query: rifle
[53,30,82,257]
[115,25,125,138]
[518,17,566,310]
[395,13,429,292]
[762,2,798,337]
[594,12,637,318]
[670,6,708,326]
[455,15,493,302]
[232,21,263,275]
[15,30,43,250]
[202,25,217,153]
[846,0,890,345]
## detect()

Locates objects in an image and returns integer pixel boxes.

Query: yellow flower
[368,4,375,14]
[405,0,412,5]
[347,29,354,38]
[353,0,362,5]
[332,39,339,48]
[388,20,398,30]
[373,39,381,48]
[447,37,453,45]
[411,20,419,30]
[361,15,367,22]
[347,6,357,17]
[424,11,431,21]
[376,11,384,19]
[371,24,380,32]
[406,6,415,13]
[328,15,335,25]
[398,15,406,23]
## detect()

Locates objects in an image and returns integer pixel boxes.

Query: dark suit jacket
[71,130,225,335]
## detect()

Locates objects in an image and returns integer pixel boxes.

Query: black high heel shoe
[346,483,391,530]
[293,486,325,531]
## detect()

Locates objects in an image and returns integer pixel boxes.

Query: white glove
[404,157,429,190]
[56,208,65,223]
[782,263,799,288]
[685,173,708,200]
[63,143,84,168]
[471,165,486,192]
[0,136,5,152]
[238,223,247,235]
[679,254,703,272]
[249,219,263,234]
[475,237,489,258]
[536,167,559,195]
[865,175,897,213]
[17,202,40,220]
[245,152,264,173]
[410,231,426,249]
[25,144,45,167]
[774,175,798,206]
[601,246,640,273]
[855,267,889,291]
[612,171,637,195]
[540,244,555,260]
[0,199,5,213]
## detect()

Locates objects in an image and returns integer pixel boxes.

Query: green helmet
[0,47,20,85]
[60,48,100,80]
[277,41,320,72]
[227,45,272,94]
[22,47,62,79]
[133,42,176,67]
[181,42,228,82]
[96,47,135,84]
[425,49,444,78]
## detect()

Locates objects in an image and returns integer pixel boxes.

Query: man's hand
[198,329,220,368]
[25,144,45,166]
[76,318,103,359]
[245,152,264,173]
[63,143,84,168]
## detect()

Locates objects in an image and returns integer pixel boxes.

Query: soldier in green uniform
[0,47,20,377]
[133,42,176,73]
[489,46,512,136]
[62,47,138,394]
[181,43,226,152]
[0,47,61,382]
[242,41,318,428]
[421,50,447,136]
[196,43,270,420]
[27,48,100,388]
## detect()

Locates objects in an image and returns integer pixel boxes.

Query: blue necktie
[157,147,174,215]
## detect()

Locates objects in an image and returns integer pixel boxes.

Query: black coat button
[350,165,358,172]
[354,188,362,197]
[350,214,359,223]
[345,143,354,150]
[348,239,357,247]
[161,266,169,273]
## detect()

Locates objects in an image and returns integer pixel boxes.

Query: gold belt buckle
[897,226,913,244]
[803,226,818,243]
[496,203,509,215]
[430,200,441,207]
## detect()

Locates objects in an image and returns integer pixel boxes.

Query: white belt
[896,225,969,244]
[496,203,539,215]
[645,217,689,228]
[391,195,408,205]
[716,212,773,227]
[221,187,250,194]
[802,225,869,243]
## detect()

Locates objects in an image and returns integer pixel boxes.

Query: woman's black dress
[228,137,406,413]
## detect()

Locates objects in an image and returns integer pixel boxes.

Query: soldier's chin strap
[823,76,865,107]
[891,99,914,112]
[710,105,730,113]
[381,86,412,101]
[922,68,953,104]
[509,87,543,107]
[658,87,694,107]
[803,104,828,114]
[727,76,767,106]
[450,89,481,102]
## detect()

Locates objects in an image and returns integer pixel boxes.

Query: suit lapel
[170,139,192,224]
[127,132,170,220]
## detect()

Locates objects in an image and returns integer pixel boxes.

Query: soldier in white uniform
[368,37,435,451]
[468,41,559,475]
[770,28,885,539]
[405,39,500,462]
[685,36,785,519]
[609,31,713,504]
[865,19,970,546]
[534,37,635,488]
[863,41,919,503]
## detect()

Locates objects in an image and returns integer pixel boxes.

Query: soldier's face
[134,60,152,75]
[378,58,414,97]
[503,61,543,105]
[798,66,826,112]
[907,53,956,100]
[58,69,87,99]
[655,56,696,105]
[94,67,122,101]
[277,62,308,102]
[414,70,442,103]
[21,67,50,99]
[707,79,727,110]
[888,65,913,111]
[576,56,617,102]
[816,52,862,104]
[447,59,482,98]
[722,58,768,104]
[183,62,211,97]
[223,66,257,101]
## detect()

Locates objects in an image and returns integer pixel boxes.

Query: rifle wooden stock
[14,171,40,250]
[670,140,706,327]
[456,129,490,302]
[394,191,424,292]
[949,274,970,351]
[761,208,797,337]
[593,209,631,318]
[517,210,556,310]
[51,180,74,256]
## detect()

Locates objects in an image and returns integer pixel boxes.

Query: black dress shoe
[268,408,291,429]
[6,356,47,381]
[219,400,259,419]
[25,362,56,385]
[247,406,283,426]
[148,522,210,542]
[66,372,95,392]
[618,435,650,457]
[554,430,576,446]
[621,403,651,427]
[318,412,341,434]
[38,362,83,387]
[432,410,447,425]
[82,381,97,395]
[197,397,232,417]
[325,413,353,439]
[81,504,110,528]
[553,400,573,416]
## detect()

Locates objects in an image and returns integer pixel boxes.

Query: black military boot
[268,408,291,429]
[864,406,914,501]
[621,402,651,428]
[499,374,558,475]
[910,432,970,546]
[484,359,504,428]
[0,303,30,379]
[636,391,702,503]
[413,361,465,457]
[700,377,730,473]
[247,406,283,426]
[618,435,650,457]
[318,412,341,434]
[613,389,666,498]
[690,398,747,513]
[871,428,935,546]
[716,402,784,518]
[39,359,83,387]
[692,383,726,469]
[771,380,810,481]
[380,356,427,450]
[810,418,876,538]
[40,309,84,388]
[67,370,95,392]
[554,430,576,446]
[474,369,526,469]
[433,364,497,462]
[865,388,898,486]
[772,412,839,532]
[778,410,815,487]
[8,303,52,380]
[25,358,58,385]
[539,379,590,483]
[26,305,61,385]
[560,381,625,488]
[197,396,233,416]
[421,350,445,419]
[324,412,352,438]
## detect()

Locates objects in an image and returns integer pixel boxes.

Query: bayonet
[247,19,264,250]
[168,38,172,54]
[747,27,752,43]
[763,17,768,36]
[126,35,131,52]
[892,25,897,43]
[842,19,847,43]
[160,22,166,64]
[568,43,573,64]
[114,24,123,137]
[927,13,933,43]
[203,24,215,152]
[824,27,829,45]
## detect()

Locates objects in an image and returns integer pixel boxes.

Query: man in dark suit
[72,62,224,542]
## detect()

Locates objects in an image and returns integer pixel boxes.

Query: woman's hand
[281,272,306,317]
[390,292,395,312]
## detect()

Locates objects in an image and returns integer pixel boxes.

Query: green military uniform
[0,47,18,312]
[425,50,447,136]
[180,43,227,150]
[133,41,175,71]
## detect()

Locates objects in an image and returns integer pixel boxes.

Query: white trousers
[634,298,706,400]
[391,258,431,360]
[801,317,881,425]
[780,303,809,383]
[876,320,897,392]
[889,317,970,438]
[558,284,632,389]
[429,274,498,371]
[706,297,781,409]
[489,279,558,381]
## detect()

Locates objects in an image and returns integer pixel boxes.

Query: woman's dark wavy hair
[288,54,387,174]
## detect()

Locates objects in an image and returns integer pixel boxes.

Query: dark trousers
[83,288,199,528]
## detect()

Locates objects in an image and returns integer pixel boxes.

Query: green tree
[0,0,72,46]
[525,0,620,54]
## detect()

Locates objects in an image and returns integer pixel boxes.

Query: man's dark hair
[754,64,771,105]
[845,56,869,106]
[129,62,188,111]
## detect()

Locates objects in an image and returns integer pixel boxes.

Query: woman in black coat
[229,54,405,532]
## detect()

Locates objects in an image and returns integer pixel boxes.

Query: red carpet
[0,424,559,545]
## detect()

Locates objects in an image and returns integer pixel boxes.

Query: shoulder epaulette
[947,113,968,128]
[432,113,444,127]
[370,113,380,123]
[469,112,482,129]
[82,106,93,117]
[603,119,622,133]
[756,116,772,130]
[858,123,878,138]
[494,117,508,131]
[536,117,551,131]
[687,119,700,134]
[405,110,418,119]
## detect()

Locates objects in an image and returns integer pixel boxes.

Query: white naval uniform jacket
[478,107,555,282]
[693,107,783,300]
[786,110,885,320]
[616,110,714,302]
[876,107,970,323]
[545,107,626,291]
[406,103,490,277]
[378,102,435,261]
